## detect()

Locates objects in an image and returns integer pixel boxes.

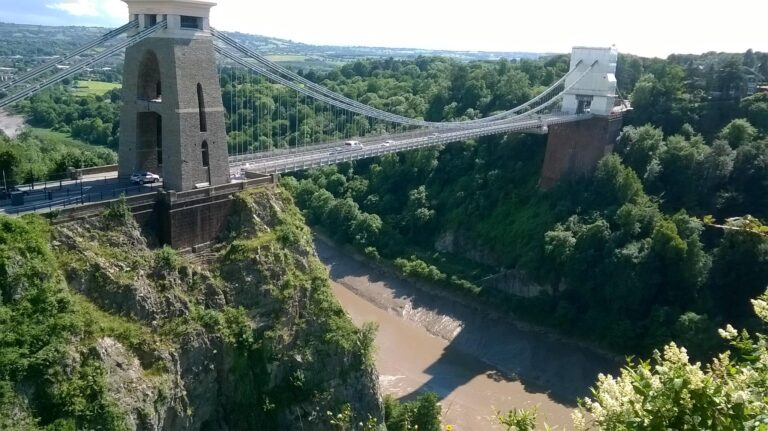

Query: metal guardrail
[45,192,159,225]
[1,180,162,215]
[169,177,274,204]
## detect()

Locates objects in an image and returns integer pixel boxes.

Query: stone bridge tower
[118,0,229,192]
[539,46,624,189]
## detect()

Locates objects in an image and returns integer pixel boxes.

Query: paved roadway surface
[0,171,161,215]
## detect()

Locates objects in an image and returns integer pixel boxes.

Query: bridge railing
[2,180,162,215]
[164,176,275,204]
[245,113,592,174]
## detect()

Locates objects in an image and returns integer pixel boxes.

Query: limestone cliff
[0,186,381,430]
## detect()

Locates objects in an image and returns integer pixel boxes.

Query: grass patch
[71,293,154,353]
[71,80,121,97]
[27,127,109,152]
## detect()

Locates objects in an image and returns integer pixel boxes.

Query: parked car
[130,171,161,184]
[383,140,395,146]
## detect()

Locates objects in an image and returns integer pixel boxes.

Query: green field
[28,127,108,151]
[71,80,121,97]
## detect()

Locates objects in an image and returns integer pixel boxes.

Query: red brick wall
[539,116,623,189]
[160,194,234,251]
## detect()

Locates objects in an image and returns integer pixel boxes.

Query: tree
[350,212,382,247]
[574,290,768,431]
[630,67,694,134]
[401,186,435,241]
[741,93,768,133]
[0,148,20,186]
[653,134,709,209]
[717,118,757,148]
[325,173,347,198]
[324,198,361,242]
[616,125,664,177]
[707,221,768,321]
[591,154,644,208]
[730,140,768,217]
[383,393,441,431]
[306,189,335,224]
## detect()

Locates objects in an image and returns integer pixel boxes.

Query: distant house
[0,67,14,82]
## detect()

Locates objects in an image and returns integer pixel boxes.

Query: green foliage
[0,215,137,429]
[214,187,379,429]
[496,407,538,431]
[718,118,758,148]
[394,256,446,283]
[102,194,131,226]
[271,55,768,358]
[706,218,768,321]
[616,125,664,178]
[326,403,381,431]
[629,67,694,134]
[383,393,441,431]
[741,93,768,133]
[393,256,482,295]
[15,86,120,149]
[575,290,768,431]
[0,129,115,184]
[48,358,129,431]
[153,246,180,272]
[220,55,565,152]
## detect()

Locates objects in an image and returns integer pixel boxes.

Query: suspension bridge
[0,0,627,248]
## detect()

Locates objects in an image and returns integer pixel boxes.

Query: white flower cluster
[718,324,738,340]
[572,335,768,430]
[752,298,768,322]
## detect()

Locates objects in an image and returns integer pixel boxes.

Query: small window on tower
[201,140,209,168]
[197,83,207,132]
[146,14,157,27]
[180,16,202,30]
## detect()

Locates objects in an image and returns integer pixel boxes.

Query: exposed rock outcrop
[41,186,382,430]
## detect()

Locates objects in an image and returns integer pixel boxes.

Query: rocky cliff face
[0,186,381,430]
[435,230,550,297]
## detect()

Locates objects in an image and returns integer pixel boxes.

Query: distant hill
[0,22,548,72]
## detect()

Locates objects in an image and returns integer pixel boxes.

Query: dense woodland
[4,48,768,355]
[277,52,768,357]
[1,45,768,428]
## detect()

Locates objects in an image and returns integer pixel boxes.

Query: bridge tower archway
[137,49,161,101]
[117,0,229,192]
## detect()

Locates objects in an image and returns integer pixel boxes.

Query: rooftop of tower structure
[122,0,217,17]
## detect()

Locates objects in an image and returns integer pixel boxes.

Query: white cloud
[47,0,100,17]
[47,0,125,19]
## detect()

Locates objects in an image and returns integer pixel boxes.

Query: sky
[1,0,767,58]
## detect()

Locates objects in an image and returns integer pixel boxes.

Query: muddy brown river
[316,236,618,430]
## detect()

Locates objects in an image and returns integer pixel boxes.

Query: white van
[344,140,363,149]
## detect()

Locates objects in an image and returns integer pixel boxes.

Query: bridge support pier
[539,116,623,189]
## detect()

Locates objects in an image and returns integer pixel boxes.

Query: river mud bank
[316,235,618,429]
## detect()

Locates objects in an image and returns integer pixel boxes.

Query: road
[234,113,587,175]
[0,172,160,215]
